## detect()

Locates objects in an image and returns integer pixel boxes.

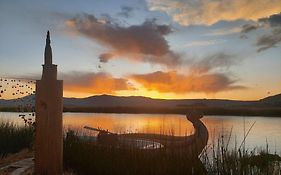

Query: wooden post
[35,31,63,175]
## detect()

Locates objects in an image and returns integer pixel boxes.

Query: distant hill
[0,93,280,116]
[0,95,35,107]
[259,93,281,107]
[63,93,281,108]
[63,94,258,108]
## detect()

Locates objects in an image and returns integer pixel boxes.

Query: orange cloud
[63,72,135,95]
[147,0,281,25]
[131,71,245,94]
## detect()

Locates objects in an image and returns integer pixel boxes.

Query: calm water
[1,112,281,153]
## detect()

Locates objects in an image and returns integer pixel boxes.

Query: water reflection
[1,112,281,153]
[63,113,194,136]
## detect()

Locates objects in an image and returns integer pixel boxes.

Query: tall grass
[1,121,280,174]
[63,130,207,175]
[0,121,34,158]
[200,132,281,175]
[64,130,281,175]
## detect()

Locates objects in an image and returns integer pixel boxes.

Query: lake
[1,112,281,154]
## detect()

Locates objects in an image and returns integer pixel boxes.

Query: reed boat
[84,111,209,157]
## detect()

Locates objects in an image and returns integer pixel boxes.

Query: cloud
[259,12,281,27]
[117,6,134,18]
[131,71,245,94]
[129,53,244,94]
[65,14,241,68]
[256,13,281,51]
[146,0,281,26]
[190,53,239,74]
[99,53,114,63]
[240,12,281,51]
[62,71,135,94]
[206,27,241,36]
[65,14,181,66]
[256,28,281,52]
[240,24,259,38]
[184,39,226,47]
[241,12,281,33]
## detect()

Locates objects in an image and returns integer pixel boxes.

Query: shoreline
[0,107,281,117]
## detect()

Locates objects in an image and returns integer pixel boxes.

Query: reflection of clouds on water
[1,112,281,154]
[63,113,194,136]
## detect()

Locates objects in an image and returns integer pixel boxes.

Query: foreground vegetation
[201,136,281,175]
[64,130,281,175]
[0,122,280,174]
[64,130,207,175]
[0,121,33,158]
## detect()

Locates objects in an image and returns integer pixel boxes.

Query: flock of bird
[0,77,36,126]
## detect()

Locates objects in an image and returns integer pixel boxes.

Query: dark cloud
[156,24,173,35]
[259,12,281,27]
[240,24,259,38]
[130,71,245,94]
[240,12,281,51]
[62,71,135,94]
[256,13,281,51]
[99,53,114,63]
[241,24,259,33]
[117,6,134,18]
[256,28,281,52]
[66,13,180,66]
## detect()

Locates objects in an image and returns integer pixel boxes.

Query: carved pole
[35,31,63,175]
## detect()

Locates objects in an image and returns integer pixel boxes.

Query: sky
[0,0,281,100]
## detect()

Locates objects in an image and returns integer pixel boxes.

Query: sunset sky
[0,0,280,100]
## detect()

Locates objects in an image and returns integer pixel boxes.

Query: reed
[63,129,281,175]
[200,127,281,175]
[0,121,280,174]
[0,121,34,158]
[63,130,206,175]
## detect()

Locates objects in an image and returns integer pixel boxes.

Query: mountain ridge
[63,93,280,108]
[0,93,280,116]
[1,93,280,107]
